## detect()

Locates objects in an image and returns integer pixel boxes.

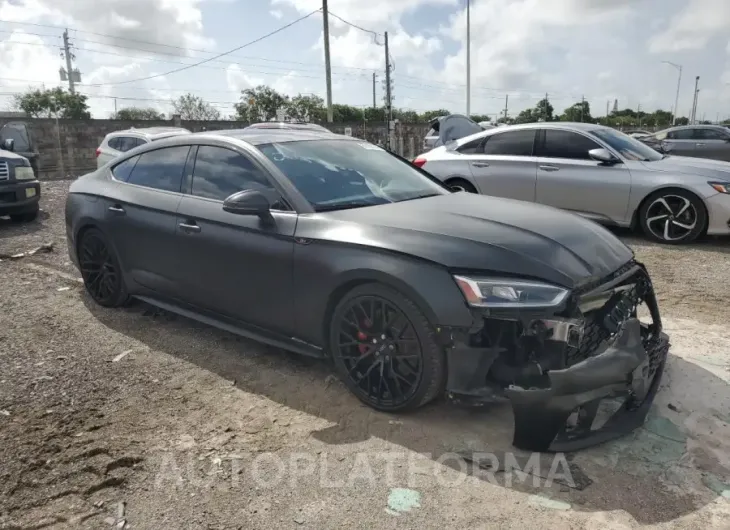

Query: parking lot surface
[1,182,729,529]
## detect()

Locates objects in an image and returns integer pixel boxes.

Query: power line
[80,9,322,87]
[327,11,382,37]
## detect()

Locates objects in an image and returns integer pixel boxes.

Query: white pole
[466,0,470,117]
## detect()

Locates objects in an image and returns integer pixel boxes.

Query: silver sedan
[413,119,730,244]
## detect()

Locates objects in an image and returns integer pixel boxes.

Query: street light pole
[466,0,470,117]
[662,61,682,126]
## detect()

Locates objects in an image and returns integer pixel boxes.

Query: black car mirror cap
[222,189,272,219]
[2,138,14,151]
[588,148,619,164]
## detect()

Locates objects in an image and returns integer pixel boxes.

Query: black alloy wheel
[78,228,129,307]
[329,284,445,412]
[639,189,706,244]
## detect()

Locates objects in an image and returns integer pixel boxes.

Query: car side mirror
[2,138,14,152]
[222,189,272,220]
[588,148,618,164]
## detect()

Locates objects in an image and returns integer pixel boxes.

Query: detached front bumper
[506,319,668,452]
[445,262,670,453]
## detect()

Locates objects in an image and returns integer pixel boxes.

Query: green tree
[332,103,363,122]
[394,109,419,123]
[363,106,386,122]
[287,94,326,122]
[470,114,491,123]
[171,93,220,120]
[535,98,555,121]
[15,87,91,119]
[112,107,165,120]
[559,101,592,122]
[419,109,450,122]
[234,85,289,122]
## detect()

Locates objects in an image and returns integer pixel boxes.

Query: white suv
[96,127,191,168]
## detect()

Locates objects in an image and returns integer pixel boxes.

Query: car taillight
[95,148,101,157]
[412,157,427,168]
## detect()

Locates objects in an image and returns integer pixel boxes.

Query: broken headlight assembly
[453,275,570,309]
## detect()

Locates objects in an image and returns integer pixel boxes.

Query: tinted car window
[111,155,140,182]
[457,137,484,154]
[191,146,273,201]
[119,137,141,152]
[107,137,122,150]
[668,129,693,140]
[482,130,535,156]
[0,123,31,152]
[694,128,728,140]
[126,146,190,192]
[539,130,601,160]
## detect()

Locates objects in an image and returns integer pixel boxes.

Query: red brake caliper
[357,319,372,356]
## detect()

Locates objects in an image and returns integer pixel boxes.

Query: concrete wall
[0,118,431,180]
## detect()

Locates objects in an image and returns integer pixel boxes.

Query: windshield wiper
[395,193,442,203]
[314,200,386,212]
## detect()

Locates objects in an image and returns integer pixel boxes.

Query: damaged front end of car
[442,260,670,453]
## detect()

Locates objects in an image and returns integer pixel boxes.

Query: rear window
[111,155,140,181]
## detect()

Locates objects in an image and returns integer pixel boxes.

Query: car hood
[308,193,633,288]
[641,155,730,180]
[0,148,28,162]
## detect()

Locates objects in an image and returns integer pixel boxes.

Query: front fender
[292,241,476,348]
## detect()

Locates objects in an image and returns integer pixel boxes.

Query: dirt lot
[1,181,729,529]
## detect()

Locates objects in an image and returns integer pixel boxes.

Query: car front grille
[568,264,661,374]
[0,161,9,181]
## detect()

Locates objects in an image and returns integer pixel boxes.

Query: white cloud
[648,0,730,53]
[226,64,264,93]
[270,9,284,19]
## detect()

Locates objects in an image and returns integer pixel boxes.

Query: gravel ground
[1,181,729,529]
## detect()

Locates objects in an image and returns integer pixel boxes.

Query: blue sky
[1,0,729,121]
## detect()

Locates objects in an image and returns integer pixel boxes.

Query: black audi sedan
[65,128,669,452]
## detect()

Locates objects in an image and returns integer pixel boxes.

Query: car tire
[445,178,478,193]
[77,228,130,307]
[639,189,706,244]
[328,283,445,412]
[10,208,38,222]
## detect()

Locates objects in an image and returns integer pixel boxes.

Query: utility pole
[637,103,642,127]
[543,92,548,121]
[606,100,609,117]
[384,31,393,150]
[372,73,377,109]
[580,95,585,122]
[690,76,700,124]
[62,29,76,94]
[662,62,682,126]
[322,0,333,123]
[465,0,470,117]
[503,94,508,121]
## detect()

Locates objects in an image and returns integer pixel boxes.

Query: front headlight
[709,181,730,194]
[15,166,35,180]
[453,275,570,309]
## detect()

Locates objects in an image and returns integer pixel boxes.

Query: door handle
[539,165,559,172]
[108,205,125,214]
[471,162,490,168]
[179,221,201,233]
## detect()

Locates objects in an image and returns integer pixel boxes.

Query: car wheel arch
[320,270,442,355]
[74,222,126,271]
[631,185,709,233]
[444,176,479,193]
